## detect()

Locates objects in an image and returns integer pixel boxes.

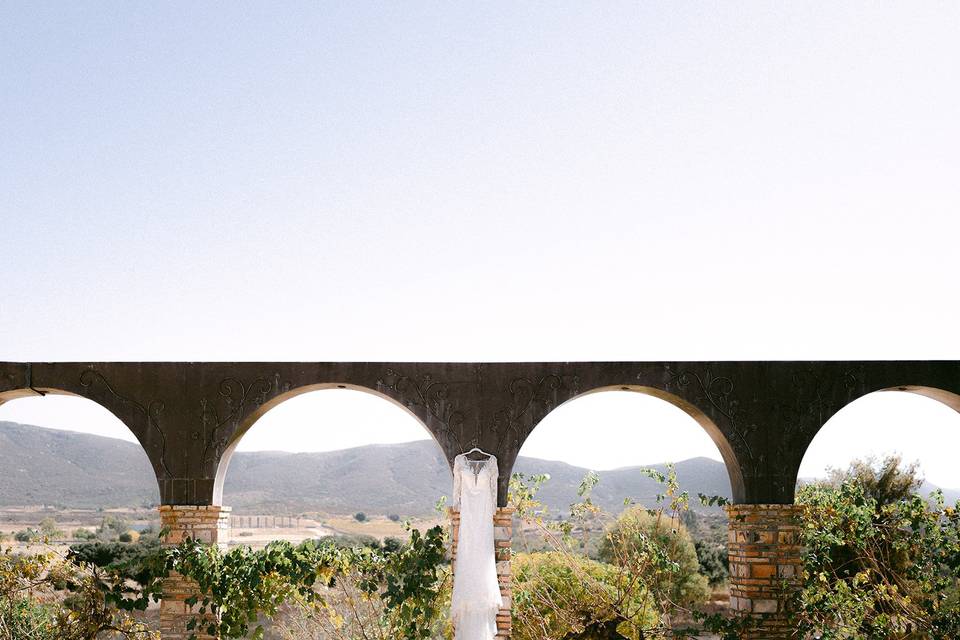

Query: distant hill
[2,422,958,516]
[0,421,160,508]
[222,441,734,515]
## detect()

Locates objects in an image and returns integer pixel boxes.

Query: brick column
[159,505,231,640]
[725,504,803,639]
[449,506,514,639]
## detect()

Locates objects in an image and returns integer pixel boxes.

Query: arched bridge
[3,360,958,505]
[3,360,957,639]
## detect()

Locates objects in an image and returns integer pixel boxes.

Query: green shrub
[13,529,37,543]
[598,507,711,607]
[694,539,729,586]
[68,537,166,588]
[0,597,57,640]
[795,455,960,638]
[167,525,449,639]
[513,551,656,640]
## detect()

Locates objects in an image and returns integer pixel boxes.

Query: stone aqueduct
[2,361,959,639]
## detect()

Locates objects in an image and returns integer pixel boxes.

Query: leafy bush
[96,515,129,541]
[508,466,742,639]
[354,512,367,522]
[13,529,37,543]
[0,547,159,639]
[513,551,656,639]
[0,596,57,640]
[693,539,729,586]
[598,507,710,608]
[167,525,450,640]
[39,518,62,539]
[68,536,166,590]
[382,536,404,553]
[794,455,960,639]
[317,533,380,550]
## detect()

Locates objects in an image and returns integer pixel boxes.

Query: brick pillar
[159,505,231,640]
[493,506,514,638]
[725,504,803,639]
[449,506,514,639]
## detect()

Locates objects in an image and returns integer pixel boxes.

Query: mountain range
[1,421,957,516]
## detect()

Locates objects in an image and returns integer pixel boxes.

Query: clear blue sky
[1,3,959,487]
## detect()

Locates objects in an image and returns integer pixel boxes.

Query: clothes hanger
[464,446,492,461]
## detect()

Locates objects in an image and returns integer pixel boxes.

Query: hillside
[0,421,160,508]
[222,441,734,515]
[2,422,957,517]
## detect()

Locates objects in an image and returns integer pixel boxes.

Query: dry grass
[321,514,444,539]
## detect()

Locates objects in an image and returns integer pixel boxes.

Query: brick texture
[158,505,231,640]
[726,504,803,639]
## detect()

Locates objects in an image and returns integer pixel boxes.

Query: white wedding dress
[450,452,503,640]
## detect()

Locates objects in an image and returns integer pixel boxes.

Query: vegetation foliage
[166,524,449,640]
[793,455,960,639]
[508,467,745,640]
[0,546,159,640]
[1,454,959,640]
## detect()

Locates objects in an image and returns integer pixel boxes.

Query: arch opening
[797,386,960,494]
[0,390,161,549]
[215,384,453,546]
[520,385,743,502]
[509,386,739,629]
[517,385,739,511]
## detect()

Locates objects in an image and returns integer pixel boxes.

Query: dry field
[228,512,445,547]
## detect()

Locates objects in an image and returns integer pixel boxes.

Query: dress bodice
[452,453,499,507]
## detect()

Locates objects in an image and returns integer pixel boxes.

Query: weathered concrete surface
[1,361,958,505]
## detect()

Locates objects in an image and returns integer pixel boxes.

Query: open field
[227,511,445,547]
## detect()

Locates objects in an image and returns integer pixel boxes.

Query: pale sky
[1,3,959,489]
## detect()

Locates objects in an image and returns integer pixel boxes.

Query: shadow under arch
[794,385,960,489]
[213,382,451,506]
[521,384,746,504]
[0,386,162,503]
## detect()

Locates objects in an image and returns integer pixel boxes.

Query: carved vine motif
[492,374,581,455]
[775,369,859,463]
[375,368,475,453]
[666,369,758,473]
[79,369,170,476]
[199,373,291,468]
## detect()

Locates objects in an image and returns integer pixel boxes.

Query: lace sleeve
[451,455,462,510]
[489,456,499,505]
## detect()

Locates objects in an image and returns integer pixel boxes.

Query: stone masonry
[158,505,231,640]
[726,504,804,639]
[449,506,515,639]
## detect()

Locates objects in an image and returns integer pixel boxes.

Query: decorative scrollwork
[775,368,860,462]
[666,368,757,472]
[200,373,291,468]
[492,374,580,455]
[79,369,170,476]
[375,368,471,452]
[669,370,738,421]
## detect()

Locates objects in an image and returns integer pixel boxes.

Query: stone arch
[213,382,450,505]
[513,384,746,504]
[795,385,960,489]
[0,386,162,505]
